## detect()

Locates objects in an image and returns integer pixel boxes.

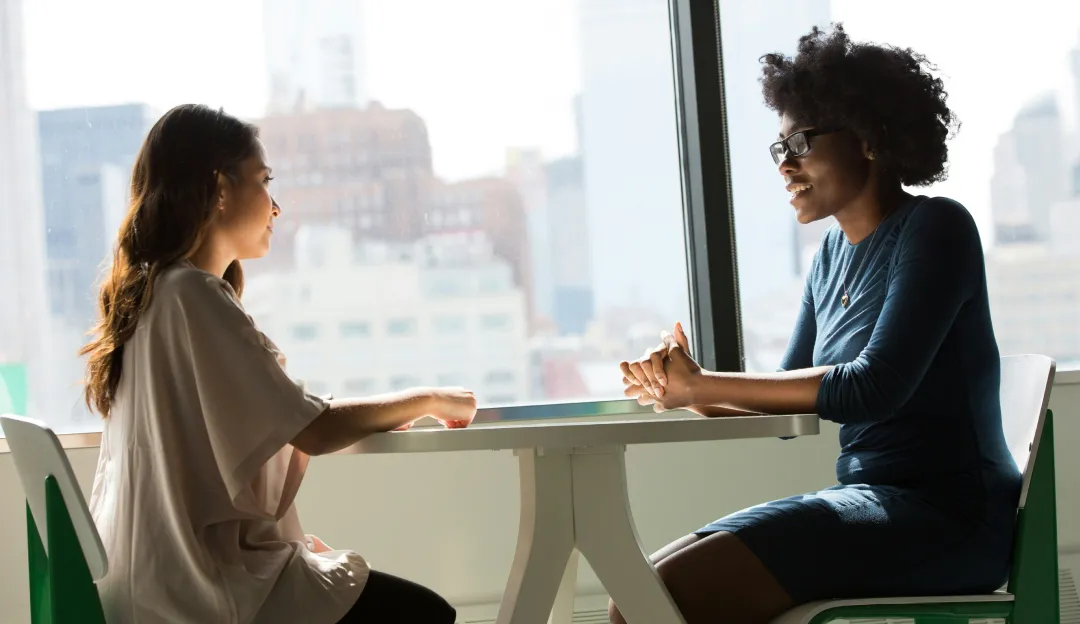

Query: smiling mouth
[788,184,812,201]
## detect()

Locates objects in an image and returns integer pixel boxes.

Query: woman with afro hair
[616,23,1019,623]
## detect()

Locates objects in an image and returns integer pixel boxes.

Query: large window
[1,0,695,432]
[10,0,1063,436]
[722,1,1080,373]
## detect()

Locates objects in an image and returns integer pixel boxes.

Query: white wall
[0,381,1076,619]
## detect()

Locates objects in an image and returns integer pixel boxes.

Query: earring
[867,152,876,161]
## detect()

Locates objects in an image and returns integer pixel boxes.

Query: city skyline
[19,1,1080,230]
[6,0,1080,426]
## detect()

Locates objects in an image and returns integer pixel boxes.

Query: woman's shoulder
[154,261,238,308]
[901,195,979,237]
[890,196,985,270]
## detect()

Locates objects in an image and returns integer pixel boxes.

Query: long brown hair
[82,104,259,417]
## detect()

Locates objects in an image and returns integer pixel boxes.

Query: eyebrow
[777,128,810,140]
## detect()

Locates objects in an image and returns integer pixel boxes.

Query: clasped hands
[619,321,703,412]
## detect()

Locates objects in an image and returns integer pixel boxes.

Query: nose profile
[271,197,281,216]
[777,153,799,177]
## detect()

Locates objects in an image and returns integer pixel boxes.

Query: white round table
[337,406,819,624]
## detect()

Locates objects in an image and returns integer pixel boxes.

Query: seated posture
[83,104,477,624]
[615,25,1020,624]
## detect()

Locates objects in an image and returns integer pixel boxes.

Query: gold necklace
[840,226,879,308]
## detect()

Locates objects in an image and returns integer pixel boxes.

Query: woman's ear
[215,172,231,211]
[861,139,876,161]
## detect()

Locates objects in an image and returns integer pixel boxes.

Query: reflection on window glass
[4,0,691,432]
[724,1,1080,372]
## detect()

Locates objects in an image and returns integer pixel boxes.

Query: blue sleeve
[778,266,817,372]
[816,200,982,423]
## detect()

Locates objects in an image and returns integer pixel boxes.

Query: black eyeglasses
[769,128,840,165]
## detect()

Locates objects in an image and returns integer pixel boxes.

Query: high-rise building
[428,176,532,316]
[0,0,51,417]
[506,148,554,323]
[258,105,532,307]
[243,227,529,405]
[545,155,593,335]
[259,104,434,253]
[990,129,1033,243]
[1071,32,1080,141]
[263,0,367,114]
[985,43,1080,366]
[991,95,1067,244]
[38,104,155,327]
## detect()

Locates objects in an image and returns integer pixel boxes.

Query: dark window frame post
[669,0,744,372]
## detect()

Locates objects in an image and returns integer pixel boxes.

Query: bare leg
[610,532,791,624]
[608,534,699,624]
[649,534,701,565]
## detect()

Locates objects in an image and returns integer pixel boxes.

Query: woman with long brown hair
[84,103,474,623]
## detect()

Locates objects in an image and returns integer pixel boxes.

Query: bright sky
[21,0,1080,235]
[22,0,581,183]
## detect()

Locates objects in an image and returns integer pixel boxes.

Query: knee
[412,584,456,623]
[654,559,688,604]
[430,594,456,624]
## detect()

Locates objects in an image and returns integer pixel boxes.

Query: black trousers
[336,570,457,623]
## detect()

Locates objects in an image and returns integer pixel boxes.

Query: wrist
[687,370,712,406]
[396,387,437,417]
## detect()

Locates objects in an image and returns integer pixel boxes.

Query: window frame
[671,0,744,373]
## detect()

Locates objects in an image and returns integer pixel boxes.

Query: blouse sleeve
[160,270,329,513]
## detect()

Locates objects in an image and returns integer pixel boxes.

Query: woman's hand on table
[426,387,479,428]
[620,322,702,412]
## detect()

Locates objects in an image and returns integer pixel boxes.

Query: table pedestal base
[496,446,686,624]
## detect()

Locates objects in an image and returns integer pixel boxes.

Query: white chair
[770,354,1059,624]
[1,414,108,623]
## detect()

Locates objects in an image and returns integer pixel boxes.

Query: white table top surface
[335,410,820,455]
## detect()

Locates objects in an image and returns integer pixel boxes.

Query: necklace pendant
[841,293,850,308]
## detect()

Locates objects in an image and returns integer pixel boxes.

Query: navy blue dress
[695,196,1021,604]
